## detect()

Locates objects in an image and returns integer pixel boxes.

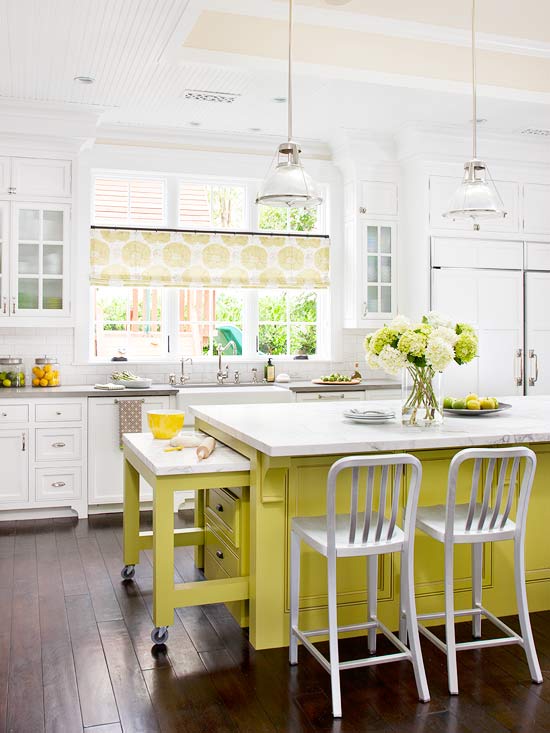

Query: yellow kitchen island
[193,397,550,651]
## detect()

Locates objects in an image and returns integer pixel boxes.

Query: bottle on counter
[352,361,362,380]
[32,355,61,387]
[0,356,25,388]
[265,357,275,382]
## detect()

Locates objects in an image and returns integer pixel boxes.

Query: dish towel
[118,398,145,448]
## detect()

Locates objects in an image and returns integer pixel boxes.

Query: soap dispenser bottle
[265,357,275,382]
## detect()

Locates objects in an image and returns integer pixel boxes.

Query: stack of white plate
[343,407,396,424]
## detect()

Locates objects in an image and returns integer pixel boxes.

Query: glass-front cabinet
[360,221,396,323]
[8,204,69,318]
[0,203,8,317]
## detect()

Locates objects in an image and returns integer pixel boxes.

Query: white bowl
[114,377,152,389]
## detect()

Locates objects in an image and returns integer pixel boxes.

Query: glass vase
[401,365,443,427]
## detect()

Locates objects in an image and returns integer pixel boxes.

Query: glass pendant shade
[256,142,323,208]
[443,159,507,221]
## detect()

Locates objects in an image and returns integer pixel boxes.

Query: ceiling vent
[183,89,241,104]
[520,128,550,137]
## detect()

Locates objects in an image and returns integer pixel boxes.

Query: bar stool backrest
[326,454,422,552]
[446,447,537,537]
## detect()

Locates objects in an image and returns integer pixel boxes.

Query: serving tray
[443,402,512,416]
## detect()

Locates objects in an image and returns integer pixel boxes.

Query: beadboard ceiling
[0,0,550,144]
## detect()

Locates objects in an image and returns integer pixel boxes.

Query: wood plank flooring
[1,511,549,732]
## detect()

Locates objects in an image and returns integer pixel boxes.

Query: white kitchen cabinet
[11,158,71,199]
[432,237,523,270]
[360,221,397,323]
[0,429,29,504]
[88,395,171,505]
[429,176,520,233]
[525,272,550,394]
[358,181,398,217]
[0,202,8,317]
[0,158,10,197]
[524,184,550,235]
[432,267,524,397]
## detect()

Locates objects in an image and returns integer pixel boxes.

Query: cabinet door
[358,181,397,217]
[0,429,29,504]
[88,396,170,505]
[432,268,524,397]
[360,222,396,323]
[0,157,11,197]
[524,184,550,235]
[11,203,69,317]
[429,176,519,233]
[11,158,71,199]
[525,272,550,395]
[0,202,9,318]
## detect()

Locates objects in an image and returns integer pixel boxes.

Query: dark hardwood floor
[1,511,549,732]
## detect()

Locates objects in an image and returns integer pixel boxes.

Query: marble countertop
[0,384,179,399]
[285,378,399,393]
[122,431,250,476]
[192,396,550,457]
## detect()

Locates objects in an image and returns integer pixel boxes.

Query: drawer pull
[215,503,224,512]
[1,412,6,417]
[56,411,62,416]
[52,442,66,448]
[317,393,345,400]
[215,550,224,559]
[51,481,66,488]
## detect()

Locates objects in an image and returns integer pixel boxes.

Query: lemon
[452,399,466,409]
[465,393,479,403]
[466,399,481,410]
[39,378,48,387]
[2,379,11,387]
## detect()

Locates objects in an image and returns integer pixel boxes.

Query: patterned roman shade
[90,227,330,289]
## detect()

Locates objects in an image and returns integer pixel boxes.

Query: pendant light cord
[288,0,293,142]
[471,0,477,159]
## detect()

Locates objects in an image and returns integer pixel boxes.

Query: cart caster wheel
[121,565,135,580]
[151,626,169,645]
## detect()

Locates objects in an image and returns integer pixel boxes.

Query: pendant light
[443,0,506,229]
[255,0,323,208]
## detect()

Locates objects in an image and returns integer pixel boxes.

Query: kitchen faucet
[217,341,237,384]
[180,356,192,384]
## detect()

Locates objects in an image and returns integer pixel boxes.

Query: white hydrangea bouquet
[365,312,478,426]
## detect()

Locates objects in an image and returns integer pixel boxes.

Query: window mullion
[243,290,258,359]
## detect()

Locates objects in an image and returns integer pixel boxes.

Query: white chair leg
[444,543,459,695]
[402,545,430,702]
[327,553,342,718]
[367,555,378,654]
[289,531,300,665]
[514,537,543,683]
[399,550,408,644]
[472,543,483,639]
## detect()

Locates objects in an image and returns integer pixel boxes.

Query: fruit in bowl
[444,394,499,411]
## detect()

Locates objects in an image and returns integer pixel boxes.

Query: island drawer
[0,404,29,423]
[35,402,82,423]
[205,524,239,578]
[205,487,240,546]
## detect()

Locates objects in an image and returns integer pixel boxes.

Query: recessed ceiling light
[73,75,95,85]
[273,96,287,104]
[189,121,201,127]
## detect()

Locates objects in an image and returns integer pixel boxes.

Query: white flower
[389,315,411,333]
[378,345,408,375]
[425,311,453,329]
[426,336,454,372]
[431,326,458,347]
[365,348,381,370]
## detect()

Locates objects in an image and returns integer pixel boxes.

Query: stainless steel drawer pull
[215,503,224,512]
[215,550,224,559]
[52,442,66,448]
[51,481,66,488]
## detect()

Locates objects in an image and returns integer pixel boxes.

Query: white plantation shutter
[179,183,211,227]
[93,177,165,226]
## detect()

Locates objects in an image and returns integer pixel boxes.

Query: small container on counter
[0,356,26,388]
[32,356,61,388]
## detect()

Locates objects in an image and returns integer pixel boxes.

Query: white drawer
[35,402,82,423]
[35,428,82,461]
[296,391,366,402]
[0,404,29,423]
[35,467,81,501]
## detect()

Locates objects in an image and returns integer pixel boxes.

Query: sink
[176,382,292,424]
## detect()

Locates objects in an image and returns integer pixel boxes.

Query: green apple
[452,398,466,409]
[443,396,454,409]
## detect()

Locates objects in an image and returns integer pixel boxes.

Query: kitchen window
[90,172,328,361]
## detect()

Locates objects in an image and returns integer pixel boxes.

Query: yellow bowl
[147,410,184,440]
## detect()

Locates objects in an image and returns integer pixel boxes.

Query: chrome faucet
[180,357,192,384]
[217,341,237,384]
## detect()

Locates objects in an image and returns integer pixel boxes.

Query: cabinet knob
[215,550,224,559]
[1,412,6,417]
[215,503,224,512]
[56,411,62,416]
[359,206,367,214]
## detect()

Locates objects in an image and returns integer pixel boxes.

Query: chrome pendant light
[255,0,323,208]
[443,0,506,229]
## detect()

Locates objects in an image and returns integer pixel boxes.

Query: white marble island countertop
[192,397,550,457]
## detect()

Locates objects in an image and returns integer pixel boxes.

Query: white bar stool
[289,454,430,718]
[415,446,543,695]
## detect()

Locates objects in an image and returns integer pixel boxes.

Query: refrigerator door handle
[528,349,539,387]
[515,348,523,387]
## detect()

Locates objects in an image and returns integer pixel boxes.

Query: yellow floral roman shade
[90,228,330,289]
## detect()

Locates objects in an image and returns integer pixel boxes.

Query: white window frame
[87,170,330,363]
[91,172,167,227]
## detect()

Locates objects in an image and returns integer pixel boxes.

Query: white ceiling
[0,0,549,145]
